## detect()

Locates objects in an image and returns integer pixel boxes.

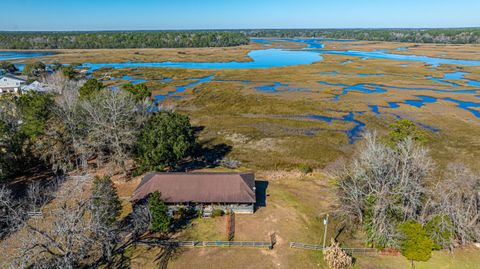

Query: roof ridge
[144,171,254,175]
[1,74,26,81]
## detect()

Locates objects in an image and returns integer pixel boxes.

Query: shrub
[212,208,224,217]
[298,163,313,174]
[425,215,454,250]
[122,83,151,101]
[386,119,428,147]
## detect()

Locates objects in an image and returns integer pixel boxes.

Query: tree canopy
[386,119,428,147]
[15,91,55,140]
[79,78,104,99]
[397,220,434,268]
[91,176,122,227]
[136,111,196,172]
[148,191,171,233]
[243,28,480,44]
[23,61,47,79]
[122,83,151,101]
[61,65,78,80]
[0,31,249,49]
[0,61,18,74]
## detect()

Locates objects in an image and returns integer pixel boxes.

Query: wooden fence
[137,240,273,249]
[289,242,378,254]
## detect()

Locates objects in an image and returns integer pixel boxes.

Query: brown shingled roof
[131,172,256,204]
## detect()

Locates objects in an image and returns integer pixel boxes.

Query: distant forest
[0,31,250,49]
[2,29,479,49]
[242,28,480,44]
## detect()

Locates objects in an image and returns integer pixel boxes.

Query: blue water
[404,96,438,108]
[427,71,480,88]
[302,112,365,143]
[319,81,390,101]
[2,38,480,75]
[255,82,287,93]
[0,51,56,61]
[358,73,385,77]
[369,95,480,119]
[443,97,480,118]
[283,38,325,49]
[319,71,386,77]
[120,75,147,84]
[255,82,308,93]
[153,75,213,102]
[80,49,324,71]
[320,71,338,75]
[4,39,480,73]
[317,50,480,67]
[426,76,461,87]
[444,72,468,80]
[467,80,480,87]
[160,77,173,82]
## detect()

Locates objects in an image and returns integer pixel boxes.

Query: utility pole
[322,214,329,251]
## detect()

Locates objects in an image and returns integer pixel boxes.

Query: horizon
[1,0,479,31]
[1,27,480,33]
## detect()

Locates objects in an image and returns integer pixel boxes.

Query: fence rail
[137,240,273,249]
[289,242,377,254]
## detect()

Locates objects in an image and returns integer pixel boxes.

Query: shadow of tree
[156,244,179,269]
[176,136,233,171]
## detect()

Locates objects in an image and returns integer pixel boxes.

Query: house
[0,74,26,94]
[131,172,257,215]
[21,81,50,93]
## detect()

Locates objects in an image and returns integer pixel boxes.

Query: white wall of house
[0,76,26,94]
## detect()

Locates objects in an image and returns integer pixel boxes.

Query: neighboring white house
[0,74,26,94]
[21,81,50,93]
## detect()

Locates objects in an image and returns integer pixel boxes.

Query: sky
[1,0,479,31]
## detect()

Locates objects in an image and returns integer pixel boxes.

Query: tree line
[242,28,480,44]
[0,31,250,49]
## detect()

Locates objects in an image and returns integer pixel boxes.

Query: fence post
[322,214,329,252]
[269,232,276,250]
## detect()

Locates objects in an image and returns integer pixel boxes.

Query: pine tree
[148,191,171,232]
[79,78,104,99]
[397,220,434,269]
[136,111,196,173]
[91,176,122,227]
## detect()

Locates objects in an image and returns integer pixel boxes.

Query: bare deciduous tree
[34,78,91,173]
[81,89,149,173]
[131,204,151,238]
[336,132,432,247]
[2,176,121,269]
[43,72,85,95]
[432,164,480,246]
